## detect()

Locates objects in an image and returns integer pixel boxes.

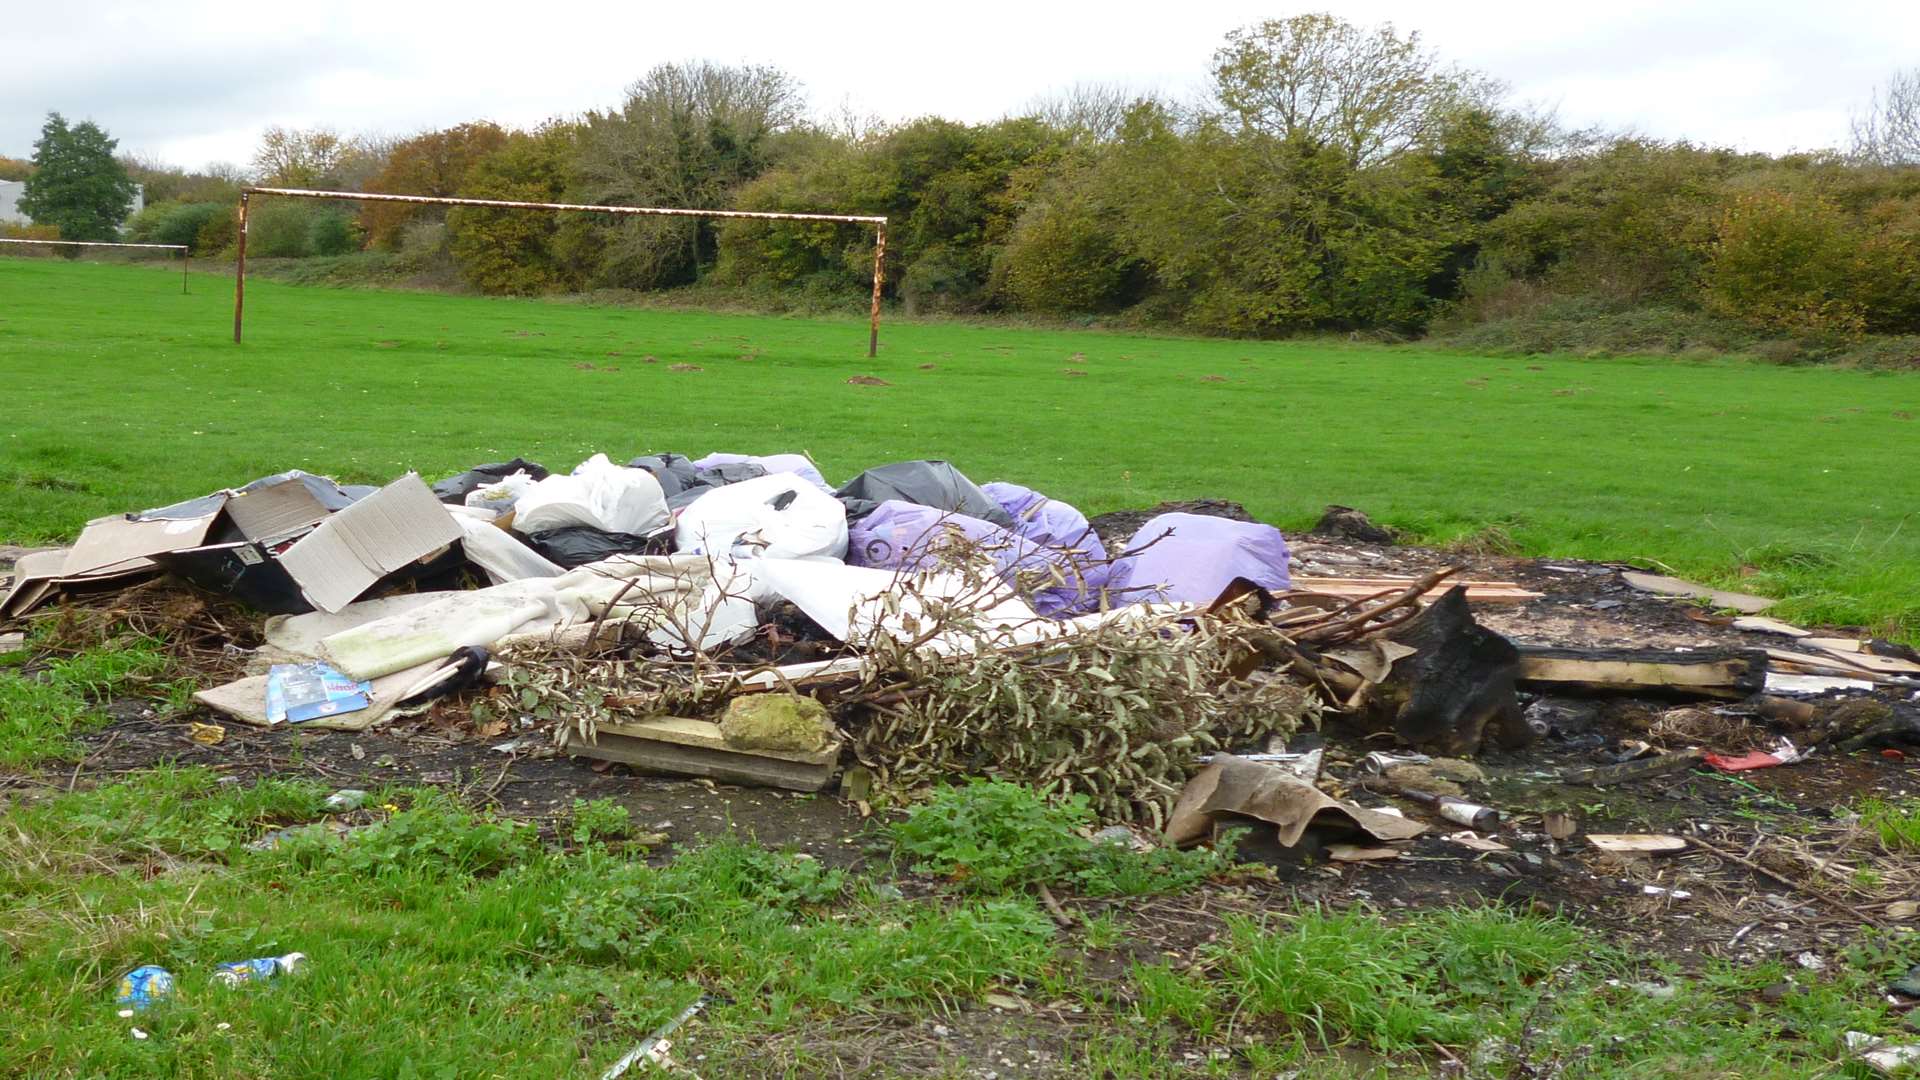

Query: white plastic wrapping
[514,454,668,535]
[673,473,848,562]
[451,512,564,585]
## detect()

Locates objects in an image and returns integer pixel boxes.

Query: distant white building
[0,180,24,226]
[0,179,144,231]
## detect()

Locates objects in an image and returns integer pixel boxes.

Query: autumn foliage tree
[446,124,584,294]
[360,122,510,248]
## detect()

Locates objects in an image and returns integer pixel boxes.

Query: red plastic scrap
[1703,750,1785,772]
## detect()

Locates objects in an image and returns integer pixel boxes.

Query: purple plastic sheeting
[1104,513,1291,605]
[845,501,1101,617]
[691,452,831,491]
[981,482,1107,559]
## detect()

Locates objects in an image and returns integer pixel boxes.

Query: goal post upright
[230,187,888,356]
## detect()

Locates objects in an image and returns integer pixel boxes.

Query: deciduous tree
[1209,13,1482,167]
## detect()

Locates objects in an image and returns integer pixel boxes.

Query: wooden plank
[595,716,838,764]
[563,725,838,792]
[1588,834,1687,854]
[1296,576,1525,589]
[1563,748,1705,786]
[1765,648,1906,681]
[1620,571,1774,614]
[1820,650,1920,676]
[1517,646,1767,699]
[1733,616,1811,638]
[1289,577,1542,604]
[1803,637,1863,653]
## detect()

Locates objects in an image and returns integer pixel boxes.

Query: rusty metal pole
[232,193,249,343]
[867,222,886,359]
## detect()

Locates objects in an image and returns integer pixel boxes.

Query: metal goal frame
[231,187,889,355]
[0,236,190,292]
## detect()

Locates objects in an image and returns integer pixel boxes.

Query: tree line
[10,14,1920,346]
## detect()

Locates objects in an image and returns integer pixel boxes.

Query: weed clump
[887,780,1229,897]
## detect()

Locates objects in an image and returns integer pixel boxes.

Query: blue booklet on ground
[266,662,372,724]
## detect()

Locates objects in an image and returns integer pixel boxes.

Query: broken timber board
[1620,571,1774,614]
[1516,645,1767,700]
[563,717,839,792]
[1732,616,1811,638]
[1563,748,1705,786]
[1290,577,1542,604]
[1588,834,1688,855]
[1765,648,1914,681]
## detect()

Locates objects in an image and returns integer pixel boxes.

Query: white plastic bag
[451,512,564,585]
[514,454,668,535]
[463,470,535,516]
[673,473,848,562]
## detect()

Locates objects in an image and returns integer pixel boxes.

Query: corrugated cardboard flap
[277,474,462,614]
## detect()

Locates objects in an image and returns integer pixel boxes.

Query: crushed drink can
[116,966,176,1010]
[212,952,304,986]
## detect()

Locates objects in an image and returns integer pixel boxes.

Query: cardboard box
[153,539,311,614]
[276,473,463,613]
[0,508,221,619]
[223,477,336,541]
[64,511,222,579]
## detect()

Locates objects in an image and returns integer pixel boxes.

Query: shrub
[1704,190,1864,334]
[246,199,319,258]
[307,209,358,255]
[127,201,230,253]
[994,189,1136,313]
[195,210,236,255]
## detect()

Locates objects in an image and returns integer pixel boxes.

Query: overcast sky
[5,0,1915,170]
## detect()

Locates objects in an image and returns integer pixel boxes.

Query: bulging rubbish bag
[430,459,551,504]
[981,481,1108,562]
[836,460,1013,528]
[1104,513,1291,605]
[518,526,673,569]
[630,453,770,510]
[514,454,668,535]
[464,471,536,517]
[846,500,1101,617]
[674,473,848,562]
[691,452,831,492]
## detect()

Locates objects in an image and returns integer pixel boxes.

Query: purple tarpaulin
[981,482,1107,560]
[692,452,831,491]
[1104,513,1291,605]
[845,500,1103,617]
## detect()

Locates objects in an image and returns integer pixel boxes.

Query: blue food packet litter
[266,663,371,724]
[116,966,175,1010]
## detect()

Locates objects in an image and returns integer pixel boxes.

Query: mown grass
[2,764,1914,1078]
[0,633,174,768]
[2,256,1918,638]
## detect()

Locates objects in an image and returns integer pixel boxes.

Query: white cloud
[4,0,1915,168]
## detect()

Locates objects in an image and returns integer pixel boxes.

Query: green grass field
[4,257,1917,637]
[7,257,1920,1076]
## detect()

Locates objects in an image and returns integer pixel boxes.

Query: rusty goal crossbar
[0,236,190,293]
[232,187,889,355]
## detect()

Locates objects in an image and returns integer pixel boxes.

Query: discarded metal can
[212,952,304,986]
[1358,751,1431,775]
[116,966,176,1010]
[1436,798,1500,832]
